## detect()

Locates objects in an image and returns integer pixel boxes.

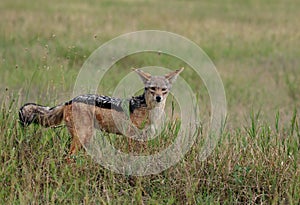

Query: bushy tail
[19,103,64,127]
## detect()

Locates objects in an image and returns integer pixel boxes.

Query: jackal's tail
[19,103,65,127]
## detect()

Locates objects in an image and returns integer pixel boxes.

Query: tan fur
[19,68,184,157]
[63,103,152,155]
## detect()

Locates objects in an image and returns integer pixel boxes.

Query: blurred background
[1,0,299,127]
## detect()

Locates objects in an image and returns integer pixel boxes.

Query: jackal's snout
[156,96,162,102]
[148,86,167,104]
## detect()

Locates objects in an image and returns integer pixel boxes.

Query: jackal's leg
[64,104,95,158]
[67,126,82,156]
[67,119,95,154]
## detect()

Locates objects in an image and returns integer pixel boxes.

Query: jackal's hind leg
[64,104,95,159]
[66,122,95,156]
[67,126,82,156]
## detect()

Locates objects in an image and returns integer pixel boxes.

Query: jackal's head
[134,68,184,109]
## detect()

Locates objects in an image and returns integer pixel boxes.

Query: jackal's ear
[133,68,152,84]
[165,67,184,84]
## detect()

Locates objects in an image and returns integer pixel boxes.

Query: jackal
[19,68,184,156]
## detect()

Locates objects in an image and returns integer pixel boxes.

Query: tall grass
[0,99,299,204]
[1,0,300,204]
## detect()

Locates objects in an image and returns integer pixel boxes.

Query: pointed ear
[165,67,184,84]
[133,68,152,84]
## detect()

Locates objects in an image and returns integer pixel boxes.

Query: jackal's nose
[156,96,161,102]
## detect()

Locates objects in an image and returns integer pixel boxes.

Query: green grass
[1,0,300,204]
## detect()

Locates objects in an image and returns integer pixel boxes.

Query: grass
[0,0,300,204]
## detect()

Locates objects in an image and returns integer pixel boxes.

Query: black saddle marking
[65,94,147,113]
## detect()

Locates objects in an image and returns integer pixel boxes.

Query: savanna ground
[1,0,300,204]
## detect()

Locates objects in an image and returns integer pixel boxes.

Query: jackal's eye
[162,88,168,94]
[149,87,156,93]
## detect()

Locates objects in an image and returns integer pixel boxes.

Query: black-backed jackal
[19,68,184,156]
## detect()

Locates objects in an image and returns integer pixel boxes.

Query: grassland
[0,0,299,204]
